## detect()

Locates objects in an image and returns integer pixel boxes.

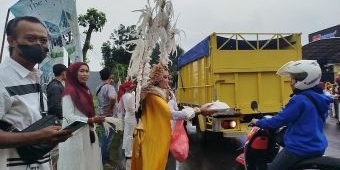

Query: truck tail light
[221,120,237,129]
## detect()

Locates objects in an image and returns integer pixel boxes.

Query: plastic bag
[170,120,189,162]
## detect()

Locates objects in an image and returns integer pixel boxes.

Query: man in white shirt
[0,16,72,170]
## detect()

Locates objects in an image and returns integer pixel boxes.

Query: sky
[1,0,340,71]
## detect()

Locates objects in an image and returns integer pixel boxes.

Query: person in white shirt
[0,16,72,170]
[117,81,136,170]
[166,75,195,170]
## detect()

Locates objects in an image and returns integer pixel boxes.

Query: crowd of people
[1,15,339,170]
[319,80,340,124]
[0,16,212,170]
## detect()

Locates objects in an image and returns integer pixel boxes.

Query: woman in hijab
[57,62,105,170]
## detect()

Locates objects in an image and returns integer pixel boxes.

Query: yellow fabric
[131,94,171,170]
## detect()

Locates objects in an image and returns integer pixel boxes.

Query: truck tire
[195,118,207,143]
[233,163,245,170]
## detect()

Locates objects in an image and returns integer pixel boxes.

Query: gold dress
[131,86,171,170]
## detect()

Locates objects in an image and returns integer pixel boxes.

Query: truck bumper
[222,131,247,138]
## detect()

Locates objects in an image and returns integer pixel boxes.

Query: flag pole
[0,9,10,63]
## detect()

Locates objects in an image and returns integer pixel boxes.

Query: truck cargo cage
[216,33,298,50]
[176,33,302,136]
[177,32,302,138]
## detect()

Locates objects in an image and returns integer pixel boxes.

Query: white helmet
[277,60,321,90]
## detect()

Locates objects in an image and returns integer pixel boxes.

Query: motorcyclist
[250,60,333,170]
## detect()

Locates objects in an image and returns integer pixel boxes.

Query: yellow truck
[177,33,302,138]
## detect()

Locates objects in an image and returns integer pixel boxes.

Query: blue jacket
[256,90,333,156]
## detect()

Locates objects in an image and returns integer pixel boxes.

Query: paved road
[324,118,340,158]
[106,118,340,170]
[177,118,340,170]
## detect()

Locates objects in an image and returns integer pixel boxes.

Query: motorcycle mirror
[250,101,258,111]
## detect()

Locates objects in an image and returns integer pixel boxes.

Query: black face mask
[17,44,49,64]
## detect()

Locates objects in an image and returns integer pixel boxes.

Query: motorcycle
[234,101,340,170]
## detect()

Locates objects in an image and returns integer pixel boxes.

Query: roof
[302,38,340,63]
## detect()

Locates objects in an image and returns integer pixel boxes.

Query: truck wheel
[233,163,245,170]
[195,119,207,143]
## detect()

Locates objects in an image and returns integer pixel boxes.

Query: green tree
[112,63,128,83]
[110,24,138,64]
[111,25,138,49]
[101,24,184,83]
[101,41,115,71]
[78,8,107,62]
[101,24,138,81]
[150,43,184,77]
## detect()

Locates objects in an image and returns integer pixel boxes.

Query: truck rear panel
[177,33,302,135]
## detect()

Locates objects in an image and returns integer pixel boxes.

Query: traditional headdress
[126,0,182,110]
[148,63,169,86]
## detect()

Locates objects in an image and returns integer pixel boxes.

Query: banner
[308,25,340,42]
[10,0,83,91]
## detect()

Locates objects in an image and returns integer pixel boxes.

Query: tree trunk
[82,26,94,62]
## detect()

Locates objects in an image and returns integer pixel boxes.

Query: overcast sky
[1,0,340,71]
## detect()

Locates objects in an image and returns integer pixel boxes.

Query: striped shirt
[0,57,51,170]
